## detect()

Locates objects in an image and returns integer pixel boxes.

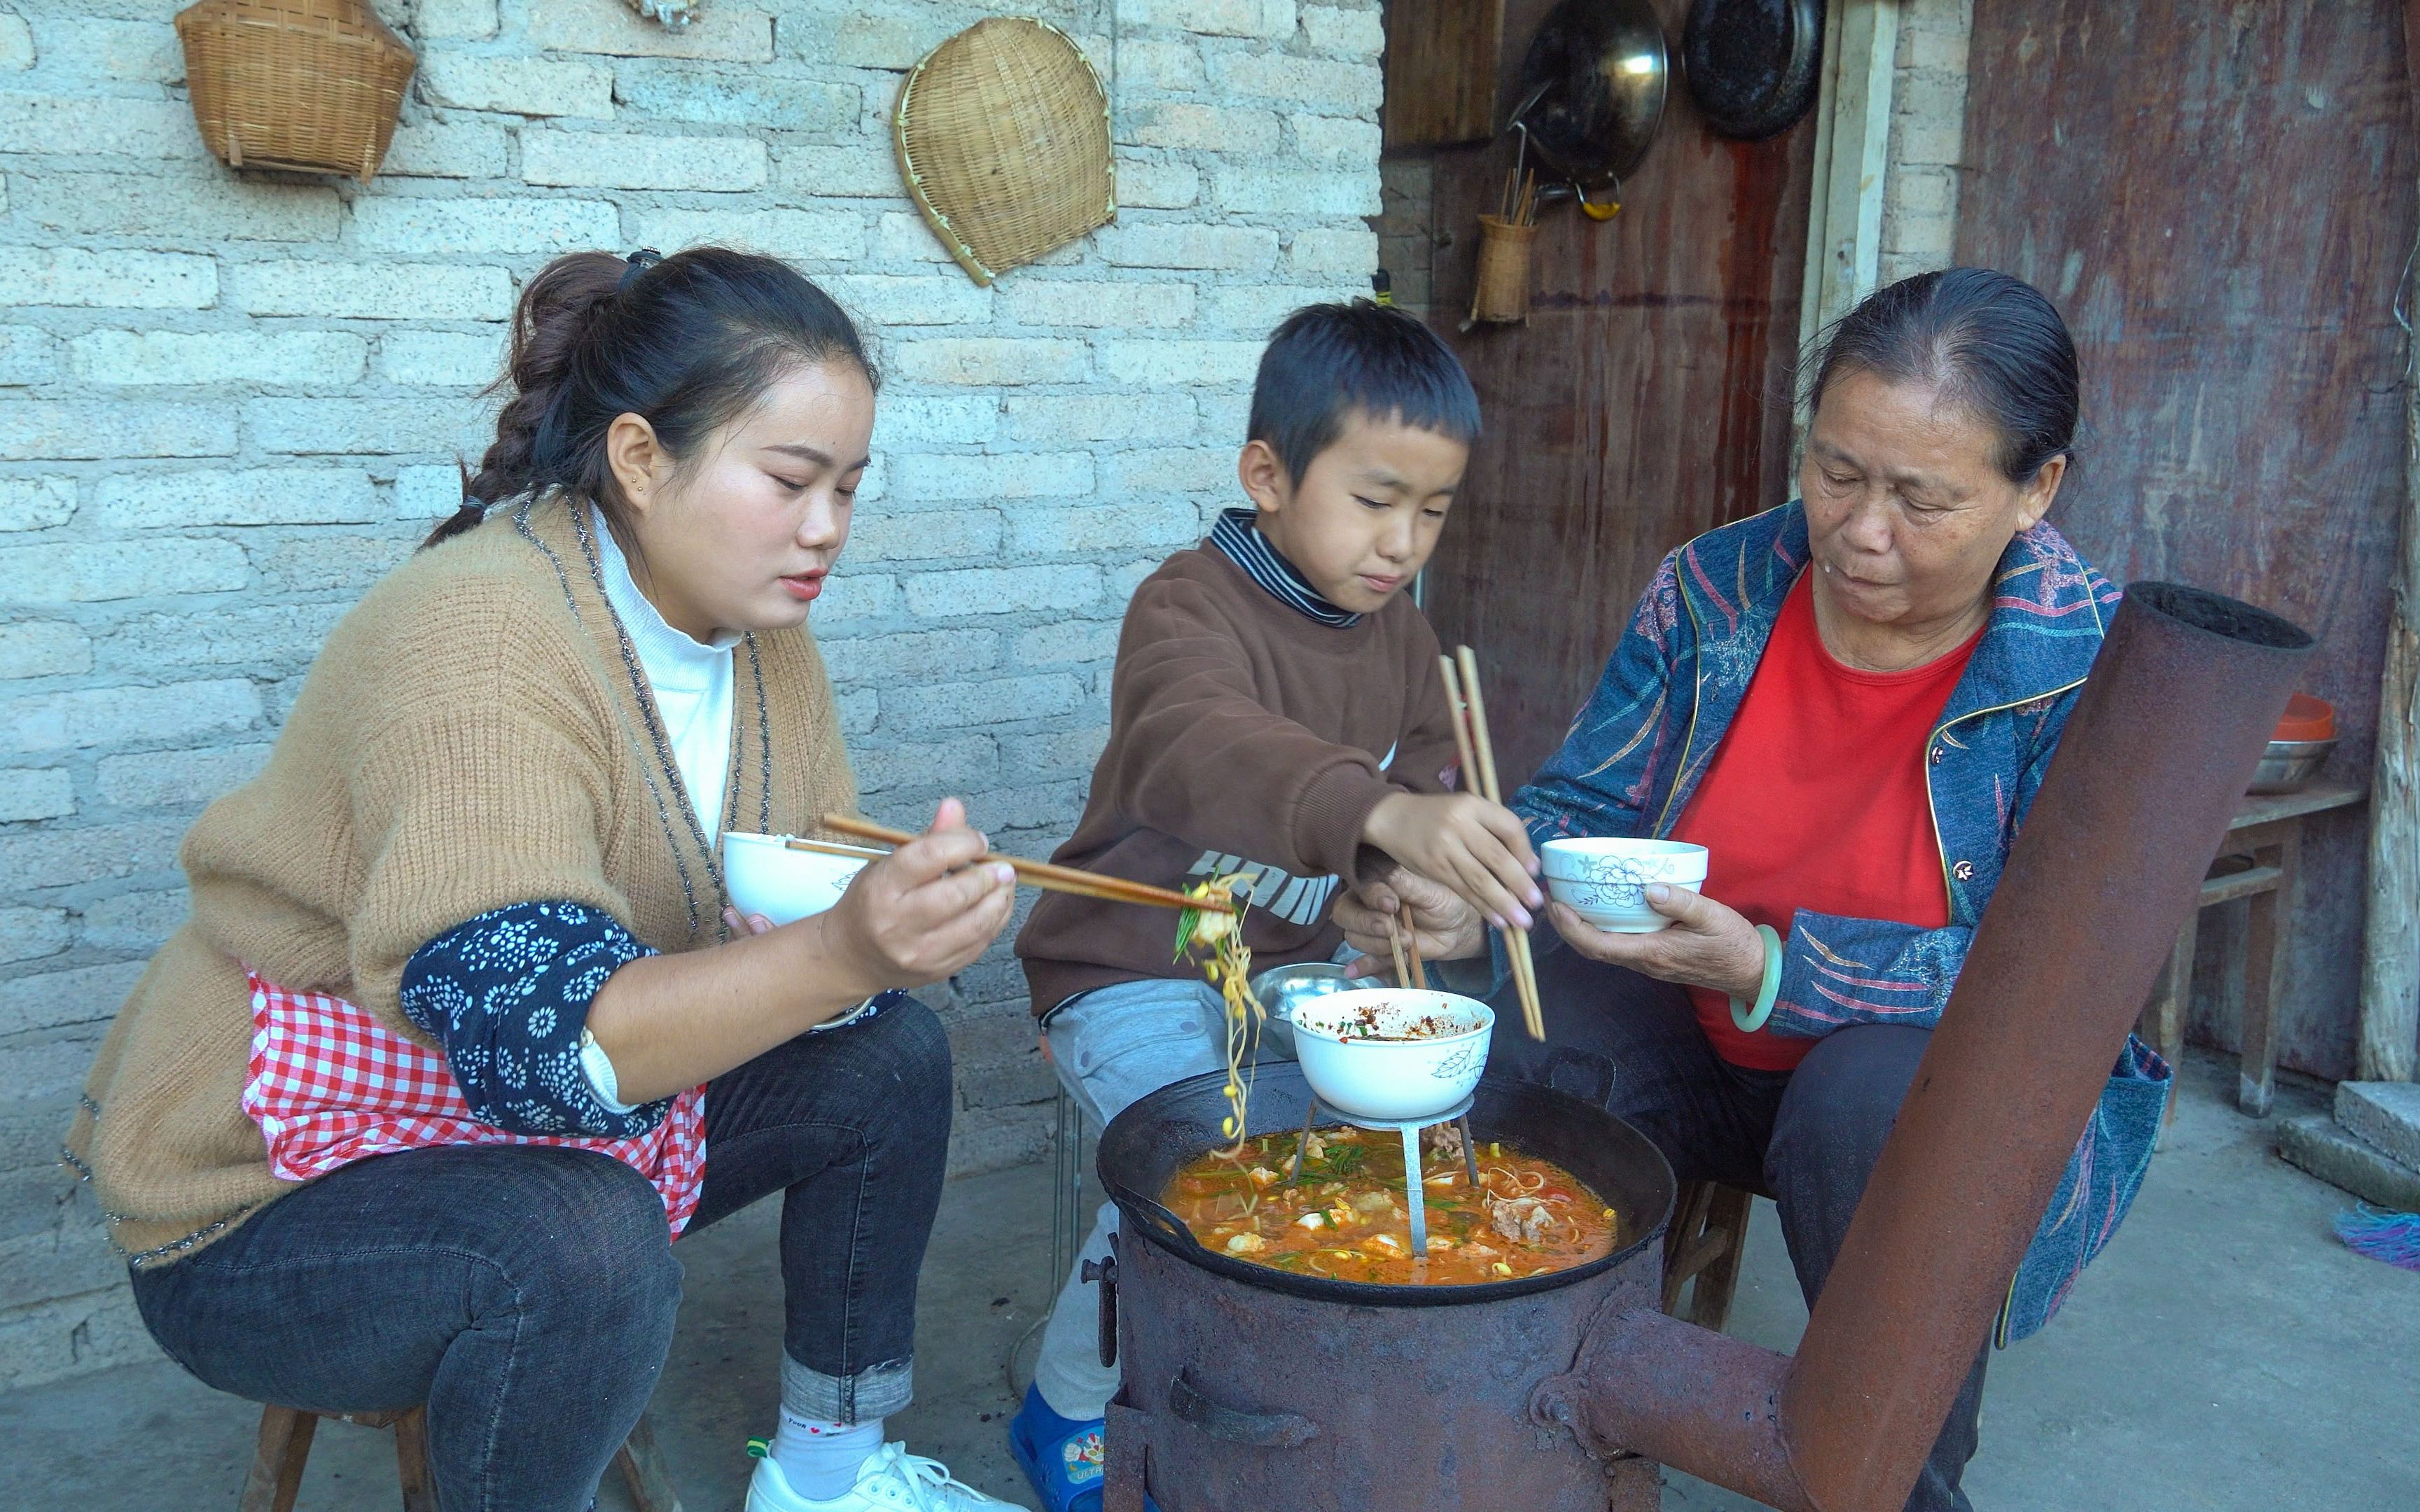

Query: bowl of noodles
[1290,988,1493,1122]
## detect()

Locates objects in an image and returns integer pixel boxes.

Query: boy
[1006,301,1542,1512]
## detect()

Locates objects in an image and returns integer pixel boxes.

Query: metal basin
[1246,960,1365,1060]
[2248,736,2335,794]
[1512,0,1671,189]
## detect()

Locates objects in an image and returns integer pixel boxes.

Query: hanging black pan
[1682,0,1825,140]
[1508,0,1669,210]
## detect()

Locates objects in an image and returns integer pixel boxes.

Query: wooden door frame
[1798,0,1901,351]
[2357,0,2420,1082]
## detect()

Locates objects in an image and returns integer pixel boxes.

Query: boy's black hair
[1247,300,1482,486]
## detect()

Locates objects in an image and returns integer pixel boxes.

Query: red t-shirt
[1670,573,1983,1070]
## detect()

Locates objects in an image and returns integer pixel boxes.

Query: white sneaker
[746,1441,1036,1512]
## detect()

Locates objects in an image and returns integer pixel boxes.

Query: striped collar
[1209,508,1362,627]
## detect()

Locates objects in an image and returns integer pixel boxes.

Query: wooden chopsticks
[817,813,1236,914]
[1441,648,1545,1040]
[781,836,889,863]
[1385,913,1426,993]
[1499,162,1539,227]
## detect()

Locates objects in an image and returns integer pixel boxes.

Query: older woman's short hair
[1800,267,2081,486]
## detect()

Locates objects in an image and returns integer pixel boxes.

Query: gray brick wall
[1878,0,1970,286]
[0,0,1383,1389]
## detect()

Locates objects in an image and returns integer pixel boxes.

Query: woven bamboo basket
[893,18,1115,286]
[1469,214,1539,325]
[176,0,415,182]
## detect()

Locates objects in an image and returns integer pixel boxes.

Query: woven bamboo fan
[176,0,415,183]
[893,18,1115,286]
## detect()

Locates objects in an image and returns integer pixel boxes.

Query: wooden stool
[242,1403,683,1512]
[2139,782,2364,1119]
[1661,1180,1757,1331]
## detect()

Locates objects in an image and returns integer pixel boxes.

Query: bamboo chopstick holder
[1452,647,1545,1041]
[817,813,1234,913]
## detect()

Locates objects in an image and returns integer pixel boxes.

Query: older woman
[1343,268,2169,1512]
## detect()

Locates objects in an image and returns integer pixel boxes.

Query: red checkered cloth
[241,971,707,1235]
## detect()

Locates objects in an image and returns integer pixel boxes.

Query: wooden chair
[1661,1180,1757,1331]
[2138,783,2364,1121]
[242,1403,683,1512]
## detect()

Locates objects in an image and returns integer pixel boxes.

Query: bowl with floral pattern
[1290,988,1494,1121]
[1541,838,1710,934]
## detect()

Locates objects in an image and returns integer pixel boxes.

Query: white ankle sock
[772,1410,884,1500]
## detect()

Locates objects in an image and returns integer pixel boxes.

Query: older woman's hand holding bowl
[1541,875,1769,1002]
[1539,836,1707,932]
[1341,850,1769,1002]
[1535,836,1765,1000]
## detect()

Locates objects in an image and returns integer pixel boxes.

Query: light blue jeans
[1031,975,1286,1420]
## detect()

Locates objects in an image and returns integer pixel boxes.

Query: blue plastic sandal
[1010,1383,1163,1512]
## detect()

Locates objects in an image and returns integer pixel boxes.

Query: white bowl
[1541,837,1709,934]
[722,832,879,926]
[1288,988,1493,1122]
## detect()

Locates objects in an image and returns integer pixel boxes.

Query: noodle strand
[1178,876,1267,1155]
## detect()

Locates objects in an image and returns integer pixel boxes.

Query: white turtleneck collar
[592,508,739,836]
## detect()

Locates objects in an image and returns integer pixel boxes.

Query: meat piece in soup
[1161,1128,1619,1286]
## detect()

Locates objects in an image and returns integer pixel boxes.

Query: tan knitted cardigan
[64,496,859,1267]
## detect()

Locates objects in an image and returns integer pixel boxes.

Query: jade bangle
[1730,924,1785,1032]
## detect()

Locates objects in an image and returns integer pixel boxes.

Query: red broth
[1161,1127,1618,1286]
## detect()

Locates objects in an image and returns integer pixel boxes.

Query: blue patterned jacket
[1517,501,2169,1343]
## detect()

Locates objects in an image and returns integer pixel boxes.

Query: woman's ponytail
[421,245,872,552]
[420,461,485,549]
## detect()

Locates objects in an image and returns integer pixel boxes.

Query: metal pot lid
[1510,0,1670,188]
[1682,0,1825,141]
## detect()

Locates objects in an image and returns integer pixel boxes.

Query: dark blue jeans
[1488,946,1990,1512]
[132,995,954,1512]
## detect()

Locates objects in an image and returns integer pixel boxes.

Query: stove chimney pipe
[1538,583,2312,1511]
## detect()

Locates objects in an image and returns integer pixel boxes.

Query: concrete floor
[2,1049,2412,1511]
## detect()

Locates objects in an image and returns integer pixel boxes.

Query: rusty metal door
[1406,0,1817,788]
[1956,6,2418,1077]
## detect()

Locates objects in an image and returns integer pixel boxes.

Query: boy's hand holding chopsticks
[1359,790,1542,931]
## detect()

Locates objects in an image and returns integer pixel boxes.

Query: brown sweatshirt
[1016,538,1462,1016]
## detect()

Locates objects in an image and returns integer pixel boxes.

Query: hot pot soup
[1161,1126,1619,1286]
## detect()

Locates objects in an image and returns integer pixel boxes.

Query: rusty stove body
[1100,1070,1674,1510]
[1093,584,2314,1512]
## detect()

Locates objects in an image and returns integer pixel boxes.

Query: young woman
[67,248,1031,1512]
